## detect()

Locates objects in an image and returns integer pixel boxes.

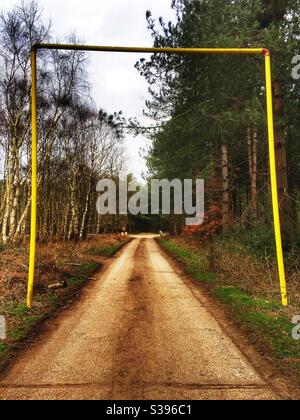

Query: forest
[2,1,300,248]
[0,1,126,245]
[137,0,300,249]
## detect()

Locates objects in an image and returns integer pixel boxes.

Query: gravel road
[0,236,279,400]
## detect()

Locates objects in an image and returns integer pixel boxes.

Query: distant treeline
[0,1,127,244]
[137,0,300,244]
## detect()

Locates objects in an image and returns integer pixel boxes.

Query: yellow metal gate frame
[27,44,288,308]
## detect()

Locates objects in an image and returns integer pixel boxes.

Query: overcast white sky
[0,0,176,179]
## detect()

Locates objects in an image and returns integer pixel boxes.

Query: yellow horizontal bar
[32,43,265,56]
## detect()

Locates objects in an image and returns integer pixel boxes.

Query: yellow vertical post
[264,50,288,307]
[27,49,38,309]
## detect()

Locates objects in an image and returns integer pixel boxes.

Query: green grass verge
[66,262,99,286]
[86,240,129,257]
[8,315,44,340]
[0,343,8,357]
[160,239,217,283]
[214,287,299,360]
[160,238,300,379]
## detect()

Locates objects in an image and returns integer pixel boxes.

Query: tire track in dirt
[110,239,155,399]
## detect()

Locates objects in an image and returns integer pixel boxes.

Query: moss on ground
[86,240,128,257]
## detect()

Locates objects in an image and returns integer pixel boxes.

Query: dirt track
[0,235,280,400]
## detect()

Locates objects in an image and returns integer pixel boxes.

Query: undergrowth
[160,236,300,381]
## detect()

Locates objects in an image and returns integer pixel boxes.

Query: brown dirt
[0,234,127,305]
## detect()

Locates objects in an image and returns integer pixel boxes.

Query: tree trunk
[79,177,92,241]
[9,146,20,241]
[221,144,230,235]
[68,170,79,241]
[251,128,258,218]
[2,147,15,244]
[96,213,102,234]
[13,195,31,243]
[209,144,222,205]
[273,79,292,240]
[247,128,253,183]
[0,189,7,226]
[62,204,70,240]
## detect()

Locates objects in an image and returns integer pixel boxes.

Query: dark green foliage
[66,263,99,287]
[138,0,300,245]
[0,343,8,357]
[230,224,276,257]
